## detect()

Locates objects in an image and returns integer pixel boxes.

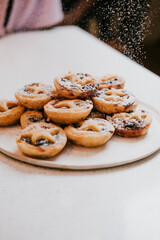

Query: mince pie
[15,83,54,109]
[65,118,115,147]
[93,88,138,114]
[54,72,98,99]
[16,122,67,158]
[44,99,93,124]
[106,110,152,137]
[0,100,24,126]
[97,74,125,90]
[20,110,44,129]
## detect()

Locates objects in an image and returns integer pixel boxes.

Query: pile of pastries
[0,72,152,158]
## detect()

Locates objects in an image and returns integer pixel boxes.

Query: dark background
[62,0,160,76]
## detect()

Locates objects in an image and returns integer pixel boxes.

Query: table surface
[0,26,160,240]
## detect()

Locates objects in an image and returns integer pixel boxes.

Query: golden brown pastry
[106,109,152,137]
[93,88,138,114]
[88,109,106,119]
[20,110,44,129]
[16,122,67,158]
[54,72,98,99]
[65,118,115,147]
[44,99,93,124]
[15,83,54,109]
[97,74,125,89]
[0,100,25,126]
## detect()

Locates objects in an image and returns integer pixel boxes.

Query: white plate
[0,102,160,170]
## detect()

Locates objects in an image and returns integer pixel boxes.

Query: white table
[0,26,160,240]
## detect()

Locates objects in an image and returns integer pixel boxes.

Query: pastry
[16,122,67,158]
[93,88,138,114]
[88,109,106,119]
[0,100,25,126]
[106,109,152,137]
[15,83,54,109]
[44,99,93,124]
[20,110,44,129]
[54,72,98,99]
[97,74,125,89]
[65,118,115,147]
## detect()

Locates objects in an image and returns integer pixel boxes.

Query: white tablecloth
[0,26,160,240]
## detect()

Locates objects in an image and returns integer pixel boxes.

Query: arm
[62,0,97,25]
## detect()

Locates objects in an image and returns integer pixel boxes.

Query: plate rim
[0,100,160,170]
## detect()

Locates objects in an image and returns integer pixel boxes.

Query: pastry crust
[88,110,106,119]
[93,88,138,114]
[65,118,115,147]
[97,74,125,89]
[54,72,98,99]
[44,99,93,124]
[16,122,67,158]
[20,110,44,129]
[15,83,54,109]
[106,110,152,137]
[0,100,25,126]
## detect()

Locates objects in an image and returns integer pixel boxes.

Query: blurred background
[62,0,160,76]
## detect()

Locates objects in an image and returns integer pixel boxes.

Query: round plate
[0,102,160,170]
